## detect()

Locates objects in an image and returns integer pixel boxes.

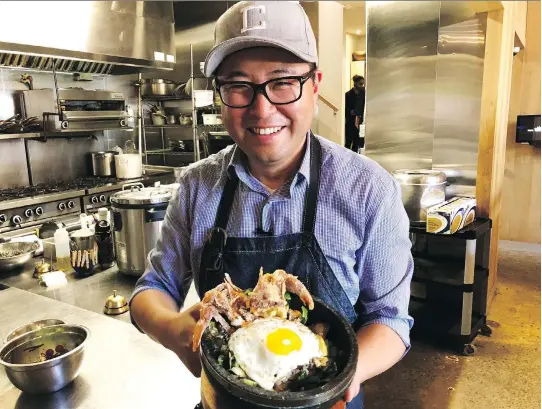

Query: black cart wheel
[480,324,493,337]
[462,343,477,356]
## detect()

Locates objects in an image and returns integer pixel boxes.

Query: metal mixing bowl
[0,324,90,394]
[3,319,66,344]
[0,242,39,271]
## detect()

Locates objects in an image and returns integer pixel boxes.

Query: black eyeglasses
[215,70,315,109]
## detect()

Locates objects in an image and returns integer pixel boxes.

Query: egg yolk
[265,328,303,355]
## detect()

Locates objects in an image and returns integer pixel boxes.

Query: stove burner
[0,177,118,202]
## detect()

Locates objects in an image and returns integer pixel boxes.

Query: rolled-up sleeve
[357,174,414,352]
[129,179,193,311]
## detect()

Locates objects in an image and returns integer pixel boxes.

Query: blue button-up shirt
[131,134,414,348]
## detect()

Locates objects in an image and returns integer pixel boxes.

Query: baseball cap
[203,1,318,77]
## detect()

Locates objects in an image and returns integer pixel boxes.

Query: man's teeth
[250,127,282,135]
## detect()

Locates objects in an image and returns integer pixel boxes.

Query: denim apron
[196,133,363,409]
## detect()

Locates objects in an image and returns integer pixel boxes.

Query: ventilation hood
[0,1,176,75]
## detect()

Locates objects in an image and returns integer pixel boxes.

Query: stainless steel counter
[0,263,138,324]
[0,287,202,409]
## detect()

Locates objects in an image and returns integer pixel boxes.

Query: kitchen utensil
[169,139,186,151]
[3,319,65,344]
[179,114,192,126]
[69,229,98,277]
[136,79,185,97]
[111,183,172,276]
[0,242,39,271]
[202,114,222,125]
[0,324,89,394]
[115,154,142,179]
[392,169,447,224]
[151,112,166,126]
[166,114,177,125]
[115,141,142,179]
[33,259,52,278]
[103,290,129,315]
[200,297,358,409]
[91,151,117,177]
[194,90,214,107]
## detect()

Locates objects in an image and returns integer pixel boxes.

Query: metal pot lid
[110,186,172,205]
[392,169,447,185]
[140,78,176,84]
[92,151,117,157]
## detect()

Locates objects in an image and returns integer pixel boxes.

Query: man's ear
[312,70,323,102]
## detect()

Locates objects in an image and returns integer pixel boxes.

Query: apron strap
[214,170,239,230]
[302,132,322,233]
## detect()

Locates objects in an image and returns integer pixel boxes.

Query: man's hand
[160,303,203,377]
[130,290,203,378]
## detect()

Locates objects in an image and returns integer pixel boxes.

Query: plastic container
[53,228,71,272]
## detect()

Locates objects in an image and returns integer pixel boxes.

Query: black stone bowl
[200,297,358,409]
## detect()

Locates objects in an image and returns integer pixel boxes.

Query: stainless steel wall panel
[432,4,486,198]
[27,137,106,184]
[365,1,487,200]
[365,1,441,172]
[0,139,29,188]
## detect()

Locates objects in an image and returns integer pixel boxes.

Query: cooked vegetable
[242,379,259,387]
[300,306,308,324]
[231,366,247,378]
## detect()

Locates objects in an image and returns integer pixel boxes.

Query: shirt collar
[227,132,312,189]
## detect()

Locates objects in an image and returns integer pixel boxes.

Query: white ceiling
[340,1,366,37]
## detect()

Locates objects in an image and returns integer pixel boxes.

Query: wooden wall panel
[501,1,541,244]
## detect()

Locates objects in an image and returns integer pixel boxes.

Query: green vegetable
[231,366,247,378]
[297,369,308,380]
[301,306,308,324]
[217,355,225,366]
[244,289,252,296]
[241,378,258,387]
[228,351,236,369]
[284,292,292,301]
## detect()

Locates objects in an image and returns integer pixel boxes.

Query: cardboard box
[426,197,476,234]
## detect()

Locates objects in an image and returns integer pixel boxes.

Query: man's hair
[352,75,364,83]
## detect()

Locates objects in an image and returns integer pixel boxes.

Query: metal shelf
[144,124,192,129]
[0,132,42,140]
[145,149,194,157]
[142,95,190,101]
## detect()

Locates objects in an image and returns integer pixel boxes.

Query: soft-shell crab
[192,268,314,351]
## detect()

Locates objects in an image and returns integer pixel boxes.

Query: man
[345,75,365,152]
[130,2,413,408]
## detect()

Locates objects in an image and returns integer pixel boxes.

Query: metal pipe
[137,73,146,168]
[51,59,62,118]
[191,44,200,163]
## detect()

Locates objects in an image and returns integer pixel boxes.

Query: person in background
[130,2,412,408]
[345,75,365,152]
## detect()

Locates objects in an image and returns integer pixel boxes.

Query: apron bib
[197,133,363,408]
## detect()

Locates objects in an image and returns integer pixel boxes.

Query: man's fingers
[345,382,360,403]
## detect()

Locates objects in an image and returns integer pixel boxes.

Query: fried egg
[228,318,326,391]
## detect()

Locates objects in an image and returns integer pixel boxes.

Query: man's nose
[248,91,276,118]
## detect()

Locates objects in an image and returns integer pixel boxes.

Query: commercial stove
[0,172,174,236]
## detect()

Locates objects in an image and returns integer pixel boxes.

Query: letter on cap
[241,5,267,33]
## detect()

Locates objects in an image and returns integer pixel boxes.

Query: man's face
[216,47,322,168]
[354,79,364,91]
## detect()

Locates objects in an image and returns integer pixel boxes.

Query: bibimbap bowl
[200,297,358,409]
